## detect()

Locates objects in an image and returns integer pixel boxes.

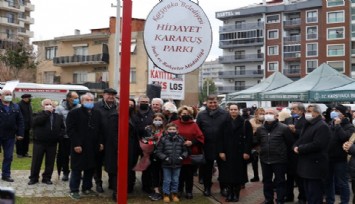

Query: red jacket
[173,119,204,164]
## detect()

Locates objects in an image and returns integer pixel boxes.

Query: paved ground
[1,165,345,203]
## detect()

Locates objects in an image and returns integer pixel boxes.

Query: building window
[327,61,345,72]
[130,68,136,83]
[6,29,14,39]
[306,60,318,73]
[73,72,87,84]
[6,13,15,23]
[268,62,278,72]
[327,44,345,56]
[235,20,245,29]
[7,0,15,7]
[327,0,345,7]
[327,11,345,23]
[268,46,278,55]
[307,43,318,57]
[74,46,88,56]
[327,27,345,40]
[266,14,280,23]
[44,71,55,84]
[306,26,317,40]
[268,30,278,39]
[306,10,318,23]
[235,50,245,59]
[45,47,57,60]
[235,66,246,75]
[235,81,245,91]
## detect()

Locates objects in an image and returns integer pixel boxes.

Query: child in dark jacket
[156,123,188,203]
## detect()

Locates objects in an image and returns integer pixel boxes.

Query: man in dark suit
[284,102,307,204]
[293,104,331,204]
[17,94,33,158]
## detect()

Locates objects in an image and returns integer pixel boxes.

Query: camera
[0,187,15,204]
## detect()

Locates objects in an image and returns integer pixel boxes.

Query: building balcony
[0,1,25,12]
[219,37,264,48]
[24,2,35,11]
[0,17,25,28]
[283,68,301,77]
[218,86,253,93]
[53,54,109,67]
[284,35,301,44]
[17,29,34,38]
[284,52,301,61]
[19,16,34,24]
[0,38,17,50]
[83,82,109,90]
[283,18,301,28]
[218,69,264,79]
[219,22,264,32]
[218,53,264,64]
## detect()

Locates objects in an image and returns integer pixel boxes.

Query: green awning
[227,71,293,101]
[260,63,354,101]
[310,81,355,102]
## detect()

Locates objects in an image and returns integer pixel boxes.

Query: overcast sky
[31,0,261,60]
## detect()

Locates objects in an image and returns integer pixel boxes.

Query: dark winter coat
[0,101,24,139]
[132,108,154,137]
[156,134,188,168]
[328,118,355,162]
[347,144,355,180]
[196,107,228,160]
[94,100,117,142]
[18,100,33,131]
[105,113,118,174]
[218,115,253,184]
[294,115,331,179]
[256,120,295,164]
[66,107,103,170]
[32,110,65,145]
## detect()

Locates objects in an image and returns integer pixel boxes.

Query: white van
[0,82,90,102]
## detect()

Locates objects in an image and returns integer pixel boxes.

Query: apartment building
[0,0,34,49]
[33,17,199,105]
[216,0,355,94]
[199,59,224,94]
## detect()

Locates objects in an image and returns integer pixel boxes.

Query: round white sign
[144,0,212,75]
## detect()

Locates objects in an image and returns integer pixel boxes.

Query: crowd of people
[2,88,355,203]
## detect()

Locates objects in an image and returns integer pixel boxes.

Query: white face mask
[264,114,275,122]
[4,95,13,102]
[153,120,163,127]
[44,105,53,112]
[305,113,313,121]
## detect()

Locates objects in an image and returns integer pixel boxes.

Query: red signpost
[117,0,132,203]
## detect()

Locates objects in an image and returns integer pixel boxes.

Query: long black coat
[32,111,64,145]
[196,108,228,160]
[294,115,331,179]
[218,115,252,184]
[66,107,103,170]
[18,100,33,131]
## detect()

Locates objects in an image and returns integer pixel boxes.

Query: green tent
[259,63,354,101]
[228,71,293,101]
[310,81,355,102]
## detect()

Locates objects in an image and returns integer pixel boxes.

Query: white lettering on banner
[144,0,212,74]
[148,60,185,100]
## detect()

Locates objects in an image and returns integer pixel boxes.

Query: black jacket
[132,108,154,138]
[294,115,331,179]
[94,100,117,142]
[328,118,355,162]
[0,101,24,139]
[32,110,64,145]
[196,107,228,160]
[256,120,295,164]
[156,134,188,168]
[347,144,355,179]
[66,107,103,170]
[18,100,33,131]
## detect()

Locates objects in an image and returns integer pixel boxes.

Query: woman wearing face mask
[172,106,204,199]
[248,108,265,182]
[133,113,166,201]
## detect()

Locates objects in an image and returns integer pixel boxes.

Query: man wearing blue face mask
[56,91,81,182]
[324,105,354,204]
[0,89,24,182]
[66,92,104,200]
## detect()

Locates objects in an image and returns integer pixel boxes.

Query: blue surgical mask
[83,102,94,109]
[330,111,339,120]
[72,98,79,106]
[291,113,299,118]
